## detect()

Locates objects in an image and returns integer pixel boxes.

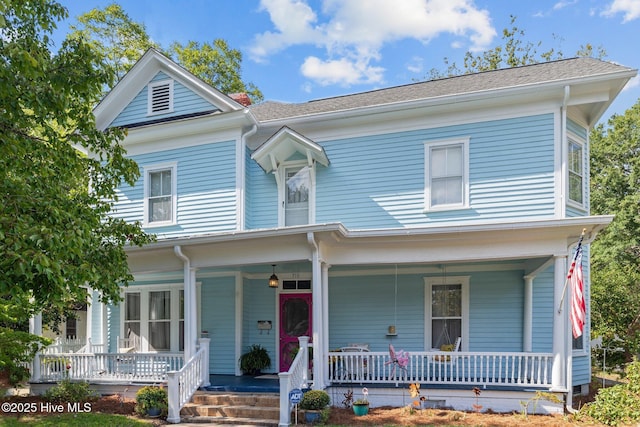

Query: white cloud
[553,0,578,11]
[602,0,640,22]
[250,0,496,86]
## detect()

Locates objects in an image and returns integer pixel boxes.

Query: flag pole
[557,228,587,314]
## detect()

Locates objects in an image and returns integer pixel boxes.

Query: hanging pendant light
[268,264,279,288]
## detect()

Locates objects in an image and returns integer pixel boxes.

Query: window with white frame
[568,138,584,206]
[424,276,469,350]
[144,163,177,226]
[147,79,174,115]
[122,285,185,353]
[278,163,315,227]
[425,139,469,210]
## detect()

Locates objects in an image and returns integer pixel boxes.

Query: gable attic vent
[148,79,174,115]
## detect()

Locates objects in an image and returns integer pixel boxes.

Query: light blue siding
[242,279,277,373]
[109,72,218,128]
[112,141,237,238]
[568,119,587,139]
[200,277,236,374]
[90,290,102,345]
[106,304,119,353]
[314,114,555,229]
[469,271,524,351]
[532,268,554,352]
[246,159,278,229]
[329,273,425,351]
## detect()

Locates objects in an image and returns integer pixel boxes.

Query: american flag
[569,238,585,339]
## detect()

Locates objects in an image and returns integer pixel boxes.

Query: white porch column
[523,276,533,352]
[85,288,93,349]
[322,262,330,388]
[308,232,324,389]
[235,272,243,376]
[29,313,42,381]
[188,267,197,360]
[552,255,568,390]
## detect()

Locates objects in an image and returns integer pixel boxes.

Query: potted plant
[239,344,271,375]
[299,389,330,423]
[135,385,168,417]
[352,387,369,416]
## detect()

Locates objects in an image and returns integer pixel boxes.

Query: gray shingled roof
[249,58,634,122]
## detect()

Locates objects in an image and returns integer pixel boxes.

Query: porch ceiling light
[268,264,279,288]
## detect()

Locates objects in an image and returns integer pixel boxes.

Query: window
[144,163,177,226]
[121,286,186,353]
[424,276,469,351]
[279,164,314,227]
[568,139,584,205]
[147,79,173,115]
[425,139,469,210]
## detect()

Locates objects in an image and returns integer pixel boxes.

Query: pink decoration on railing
[385,344,409,377]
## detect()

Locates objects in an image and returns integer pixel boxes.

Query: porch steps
[180,391,280,426]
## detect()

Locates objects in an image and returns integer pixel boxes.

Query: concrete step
[181,391,280,426]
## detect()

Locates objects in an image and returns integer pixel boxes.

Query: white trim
[424,138,470,212]
[424,275,470,352]
[143,162,178,227]
[147,79,174,116]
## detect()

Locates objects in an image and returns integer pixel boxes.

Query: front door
[279,293,312,372]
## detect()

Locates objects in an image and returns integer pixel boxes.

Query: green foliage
[239,344,271,374]
[135,385,168,416]
[0,0,153,379]
[580,360,640,425]
[300,389,330,410]
[519,391,561,418]
[44,378,98,403]
[426,15,605,79]
[0,412,151,426]
[590,98,640,359]
[69,3,263,102]
[170,39,263,103]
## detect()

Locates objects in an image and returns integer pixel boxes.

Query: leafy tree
[590,99,640,359]
[0,0,153,376]
[68,3,157,81]
[69,3,263,102]
[426,15,604,79]
[170,39,263,102]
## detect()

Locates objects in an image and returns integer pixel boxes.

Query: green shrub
[580,360,640,425]
[135,385,168,417]
[44,379,97,403]
[300,389,330,410]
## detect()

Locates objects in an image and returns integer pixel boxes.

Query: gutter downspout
[307,232,324,389]
[174,245,195,361]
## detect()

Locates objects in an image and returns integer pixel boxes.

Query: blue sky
[52,0,640,122]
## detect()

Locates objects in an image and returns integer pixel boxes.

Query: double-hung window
[568,138,585,206]
[425,276,469,351]
[425,138,469,211]
[144,163,177,226]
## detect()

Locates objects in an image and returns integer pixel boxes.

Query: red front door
[279,293,312,372]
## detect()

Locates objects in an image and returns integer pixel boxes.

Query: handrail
[166,337,210,424]
[278,336,310,427]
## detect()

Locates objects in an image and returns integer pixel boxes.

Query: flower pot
[304,409,322,423]
[146,407,162,417]
[353,403,369,416]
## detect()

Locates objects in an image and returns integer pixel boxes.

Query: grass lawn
[0,413,152,426]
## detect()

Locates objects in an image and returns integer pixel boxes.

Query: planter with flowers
[299,389,330,423]
[352,387,369,416]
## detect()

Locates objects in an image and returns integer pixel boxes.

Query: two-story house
[31,49,636,422]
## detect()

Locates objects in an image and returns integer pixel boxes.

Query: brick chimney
[229,93,252,106]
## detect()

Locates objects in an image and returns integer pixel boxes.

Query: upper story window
[144,163,177,226]
[568,138,584,206]
[424,138,469,211]
[284,166,311,226]
[147,79,174,115]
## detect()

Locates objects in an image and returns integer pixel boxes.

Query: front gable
[94,48,244,131]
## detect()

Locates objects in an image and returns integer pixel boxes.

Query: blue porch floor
[204,374,280,393]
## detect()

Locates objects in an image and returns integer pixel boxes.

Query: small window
[568,139,584,206]
[282,280,311,290]
[425,138,469,211]
[147,79,174,115]
[144,163,177,226]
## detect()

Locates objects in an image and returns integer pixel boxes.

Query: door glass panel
[279,294,312,372]
[285,167,310,226]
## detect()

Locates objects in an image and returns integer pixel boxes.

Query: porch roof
[124,216,612,275]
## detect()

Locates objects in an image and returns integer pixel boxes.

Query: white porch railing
[38,352,184,382]
[327,351,553,388]
[166,337,210,424]
[42,337,85,354]
[278,336,310,427]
